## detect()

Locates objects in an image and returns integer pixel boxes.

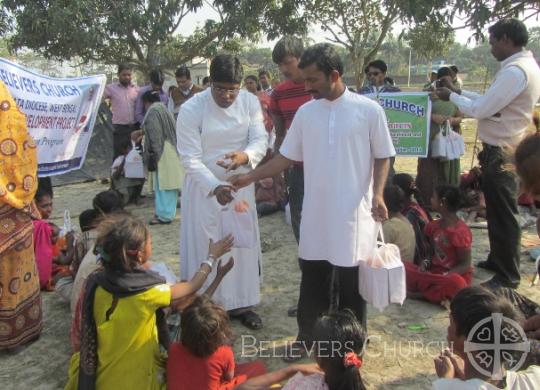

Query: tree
[451,0,540,39]
[298,0,448,88]
[4,0,306,75]
[406,20,455,76]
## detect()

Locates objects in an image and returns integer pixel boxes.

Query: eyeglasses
[212,84,240,95]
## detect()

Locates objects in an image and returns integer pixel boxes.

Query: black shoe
[477,260,496,272]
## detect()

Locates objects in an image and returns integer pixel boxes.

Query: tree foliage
[451,0,540,39]
[3,0,306,74]
[298,0,449,88]
[406,19,455,74]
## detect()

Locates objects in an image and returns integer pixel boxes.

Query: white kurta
[280,89,396,267]
[177,89,268,310]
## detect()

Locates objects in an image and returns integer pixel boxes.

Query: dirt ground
[1,119,540,389]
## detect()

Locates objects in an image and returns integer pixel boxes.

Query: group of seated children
[384,174,473,307]
[61,210,368,390]
[40,131,540,389]
[59,210,538,390]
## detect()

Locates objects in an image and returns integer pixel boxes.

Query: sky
[176,4,539,48]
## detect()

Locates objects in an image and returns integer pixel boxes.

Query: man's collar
[501,49,528,67]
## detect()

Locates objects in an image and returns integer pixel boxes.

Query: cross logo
[465,313,530,380]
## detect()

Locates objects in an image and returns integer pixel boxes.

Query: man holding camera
[436,18,540,289]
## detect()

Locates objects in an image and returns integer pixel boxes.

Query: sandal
[149,218,172,225]
[232,310,263,330]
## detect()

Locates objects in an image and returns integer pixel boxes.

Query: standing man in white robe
[177,54,268,329]
[230,44,396,357]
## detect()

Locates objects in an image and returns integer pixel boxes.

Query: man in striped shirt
[269,36,312,321]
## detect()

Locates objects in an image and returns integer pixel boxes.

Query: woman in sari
[134,91,183,225]
[0,81,42,350]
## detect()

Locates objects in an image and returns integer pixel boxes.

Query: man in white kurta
[176,55,267,322]
[229,44,395,356]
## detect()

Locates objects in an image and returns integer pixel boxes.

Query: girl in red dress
[405,185,473,307]
[167,295,265,390]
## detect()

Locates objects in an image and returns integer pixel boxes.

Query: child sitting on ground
[382,185,416,262]
[433,286,540,389]
[167,295,266,390]
[459,167,486,223]
[33,186,76,289]
[255,177,285,217]
[405,185,473,307]
[236,310,366,390]
[393,173,431,265]
[55,208,99,303]
[515,131,540,237]
[70,190,125,316]
[65,213,235,389]
[111,138,145,206]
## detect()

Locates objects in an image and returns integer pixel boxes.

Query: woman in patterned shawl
[0,80,42,350]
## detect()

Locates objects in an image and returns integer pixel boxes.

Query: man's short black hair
[149,69,164,86]
[488,18,529,47]
[258,70,270,78]
[210,54,243,84]
[117,63,132,74]
[175,66,191,79]
[298,43,344,77]
[367,60,388,74]
[450,65,459,75]
[272,36,304,64]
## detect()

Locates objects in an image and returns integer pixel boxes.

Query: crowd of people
[1,16,540,390]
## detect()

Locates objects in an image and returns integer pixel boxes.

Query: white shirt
[450,50,540,147]
[450,67,527,120]
[178,89,268,195]
[280,88,395,266]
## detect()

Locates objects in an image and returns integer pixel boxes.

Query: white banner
[0,57,106,176]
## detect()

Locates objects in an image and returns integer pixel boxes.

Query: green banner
[367,92,431,157]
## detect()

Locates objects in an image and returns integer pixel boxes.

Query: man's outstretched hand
[217,151,249,172]
[228,173,253,190]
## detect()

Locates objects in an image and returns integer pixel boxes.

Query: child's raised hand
[442,349,465,379]
[434,353,455,379]
[208,235,234,259]
[216,257,234,279]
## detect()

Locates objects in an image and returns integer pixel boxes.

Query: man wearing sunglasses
[358,59,401,95]
[176,54,268,330]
